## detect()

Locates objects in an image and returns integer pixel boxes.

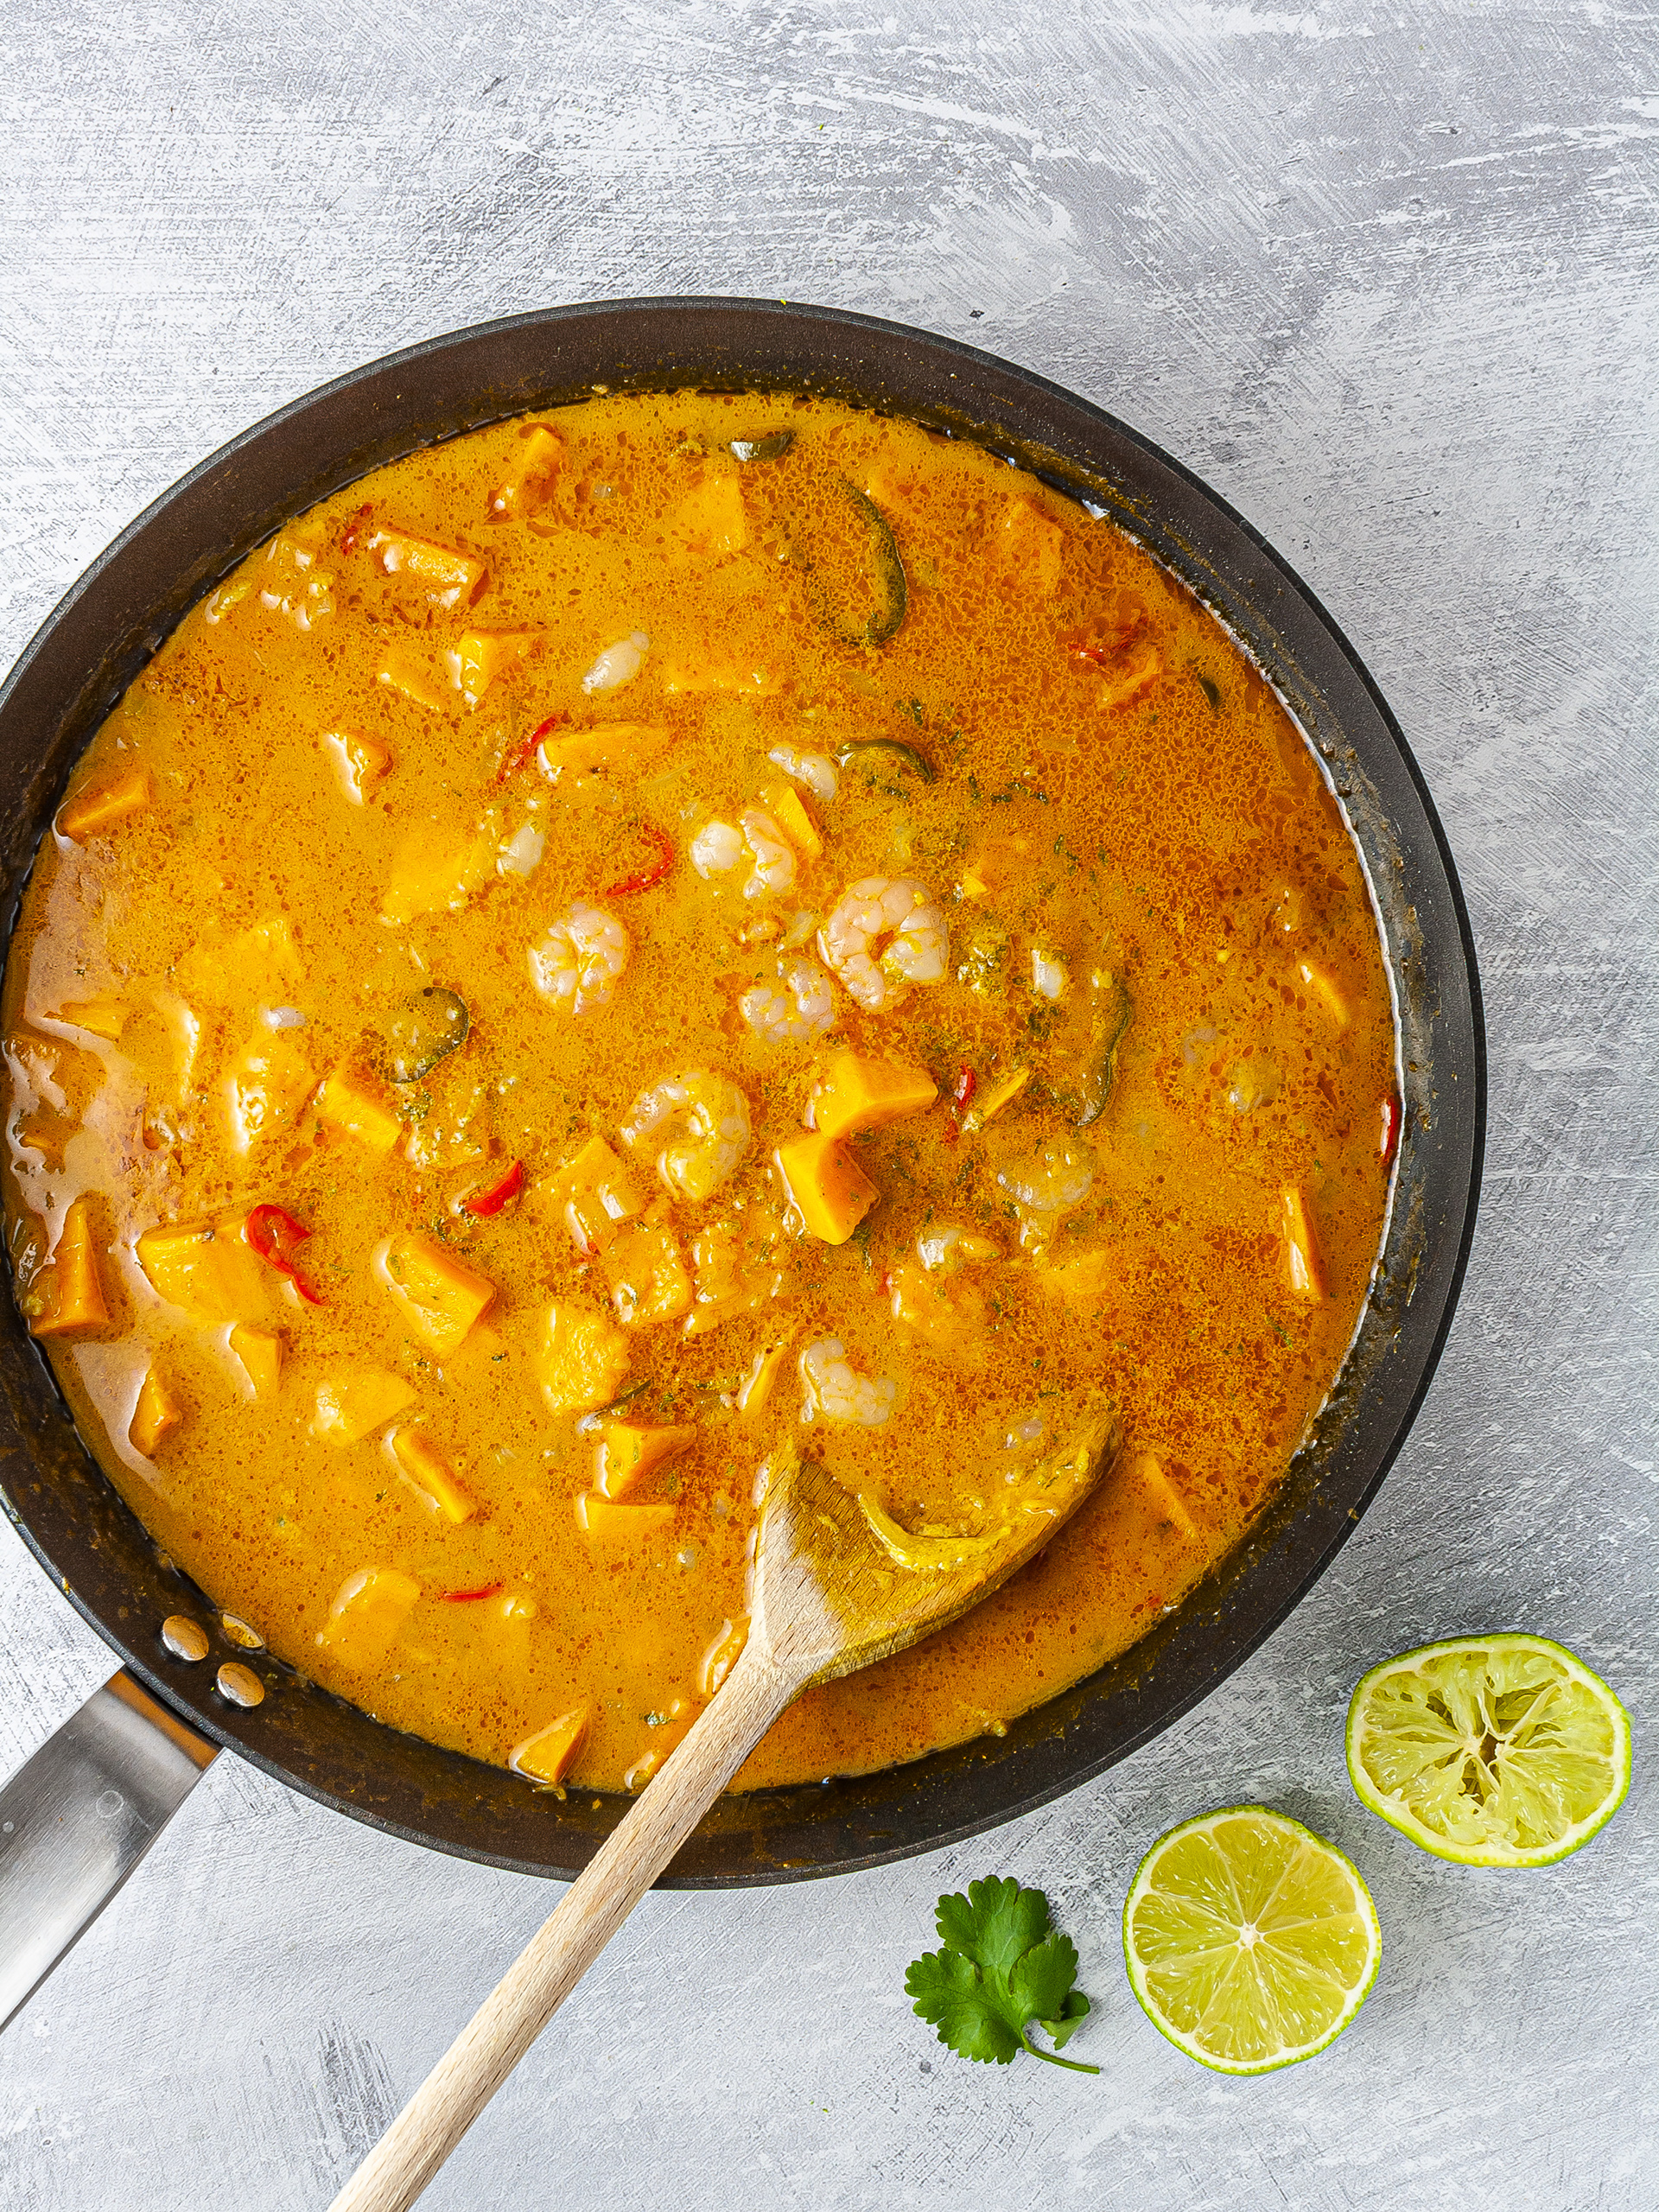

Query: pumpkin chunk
[594,1421,696,1500]
[509,1706,588,1788]
[537,1135,645,1254]
[381,1232,496,1354]
[774,1131,878,1246]
[321,728,391,804]
[316,1567,420,1668]
[575,1493,676,1538]
[365,525,486,610]
[539,1304,630,1415]
[313,1369,416,1444]
[488,424,563,522]
[228,1324,283,1400]
[57,766,152,843]
[390,1427,475,1523]
[313,1065,403,1155]
[29,1198,110,1336]
[1281,1184,1326,1300]
[129,1366,181,1457]
[808,1051,938,1141]
[455,629,545,707]
[137,1217,269,1325]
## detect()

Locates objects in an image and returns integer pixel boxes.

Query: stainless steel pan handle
[0,1670,217,2031]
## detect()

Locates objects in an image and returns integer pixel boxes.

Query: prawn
[766,747,838,804]
[818,877,947,1012]
[528,900,630,1015]
[690,810,796,899]
[798,1337,898,1427]
[740,957,836,1044]
[621,1071,752,1202]
[995,1133,1095,1250]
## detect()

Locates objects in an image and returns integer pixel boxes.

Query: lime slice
[1346,1631,1630,1867]
[1122,1806,1381,2074]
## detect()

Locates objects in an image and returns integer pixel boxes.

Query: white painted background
[2,3,1655,2207]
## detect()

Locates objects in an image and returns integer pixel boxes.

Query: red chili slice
[339,502,372,556]
[437,1583,504,1604]
[496,710,567,786]
[1379,1093,1402,1165]
[604,824,674,898]
[465,1160,525,1217]
[245,1204,325,1306]
[943,1064,977,1145]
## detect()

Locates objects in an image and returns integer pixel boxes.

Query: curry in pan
[2,393,1397,1794]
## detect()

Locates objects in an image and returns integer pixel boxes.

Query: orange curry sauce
[1,393,1397,1794]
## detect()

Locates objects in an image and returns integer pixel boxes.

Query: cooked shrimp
[996,1133,1096,1250]
[741,957,836,1044]
[690,811,796,899]
[621,1071,752,1202]
[798,1337,898,1427]
[528,900,629,1015]
[915,1223,999,1273]
[818,877,948,1012]
[582,630,648,693]
[766,747,838,804]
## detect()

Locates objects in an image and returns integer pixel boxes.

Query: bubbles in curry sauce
[0,392,1397,1794]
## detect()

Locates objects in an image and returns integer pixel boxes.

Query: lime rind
[1345,1632,1632,1869]
[1122,1805,1382,2075]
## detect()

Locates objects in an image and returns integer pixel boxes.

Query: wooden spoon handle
[327,1645,799,2212]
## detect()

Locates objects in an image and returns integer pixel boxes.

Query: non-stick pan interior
[0,300,1482,1883]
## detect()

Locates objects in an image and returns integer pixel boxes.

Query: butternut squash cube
[774,1131,878,1246]
[757,780,822,858]
[177,915,303,1007]
[381,1232,496,1354]
[312,1065,403,1155]
[602,1223,693,1329]
[1121,1449,1200,1542]
[1034,1246,1114,1314]
[488,424,563,522]
[389,1427,475,1523]
[538,1135,645,1254]
[228,1324,283,1400]
[321,728,391,804]
[962,1065,1031,1133]
[1281,1184,1326,1301]
[509,1705,588,1789]
[129,1366,181,1458]
[258,533,335,630]
[28,1198,109,1338]
[365,526,486,611]
[376,645,454,714]
[671,475,747,557]
[808,1052,938,1141]
[594,1421,696,1500]
[137,1217,269,1325]
[455,628,545,707]
[315,1566,420,1669]
[313,1369,417,1444]
[51,999,129,1041]
[57,766,152,843]
[225,1033,313,1154]
[537,722,671,777]
[575,1492,676,1538]
[539,1304,630,1415]
[735,1333,795,1416]
[995,497,1065,596]
[1295,959,1350,1030]
[379,820,499,924]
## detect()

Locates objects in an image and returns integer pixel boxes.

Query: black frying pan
[0,299,1483,1923]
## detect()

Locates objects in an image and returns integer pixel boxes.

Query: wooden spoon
[328,1402,1118,2212]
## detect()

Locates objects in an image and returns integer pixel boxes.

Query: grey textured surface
[2,3,1656,2207]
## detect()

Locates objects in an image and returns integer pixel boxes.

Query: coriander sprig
[905,1877,1098,2075]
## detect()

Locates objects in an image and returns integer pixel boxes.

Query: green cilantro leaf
[906,1876,1099,2075]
